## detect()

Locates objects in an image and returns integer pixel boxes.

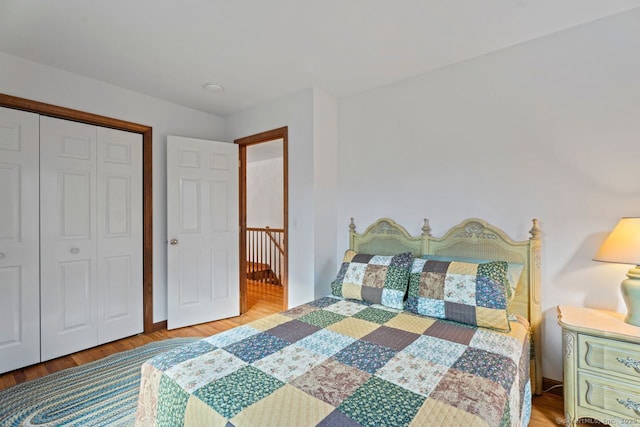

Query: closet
[0,106,143,373]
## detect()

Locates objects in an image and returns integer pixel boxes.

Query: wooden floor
[0,282,583,425]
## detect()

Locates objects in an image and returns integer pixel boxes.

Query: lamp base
[622,266,640,327]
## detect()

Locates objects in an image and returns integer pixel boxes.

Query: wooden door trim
[235,127,288,313]
[0,93,159,333]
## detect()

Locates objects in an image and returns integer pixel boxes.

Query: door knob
[170,239,179,246]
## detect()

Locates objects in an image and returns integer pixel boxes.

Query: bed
[135,217,542,426]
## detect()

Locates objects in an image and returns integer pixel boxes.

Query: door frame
[0,93,159,333]
[235,127,288,313]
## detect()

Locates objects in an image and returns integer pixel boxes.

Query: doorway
[236,127,288,313]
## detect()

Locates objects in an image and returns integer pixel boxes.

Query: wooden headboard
[349,217,542,395]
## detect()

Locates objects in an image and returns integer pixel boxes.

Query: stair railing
[246,226,285,285]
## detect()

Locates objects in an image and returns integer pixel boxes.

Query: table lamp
[593,217,640,326]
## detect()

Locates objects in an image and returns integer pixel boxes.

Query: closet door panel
[97,127,143,344]
[0,107,40,374]
[40,116,98,361]
[0,165,20,240]
[58,260,93,328]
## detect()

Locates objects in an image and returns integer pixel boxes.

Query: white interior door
[167,136,239,329]
[0,107,40,373]
[96,127,143,343]
[40,116,98,361]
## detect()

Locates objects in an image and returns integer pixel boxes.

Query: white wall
[246,157,283,228]
[0,52,227,322]
[338,9,640,381]
[226,87,339,306]
[313,88,339,297]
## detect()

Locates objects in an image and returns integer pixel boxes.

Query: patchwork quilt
[135,297,531,427]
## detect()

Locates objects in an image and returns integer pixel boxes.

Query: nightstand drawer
[579,334,640,381]
[578,371,640,421]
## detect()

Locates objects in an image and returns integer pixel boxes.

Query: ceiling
[1,1,639,117]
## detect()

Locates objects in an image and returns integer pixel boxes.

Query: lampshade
[594,217,640,326]
[593,218,640,265]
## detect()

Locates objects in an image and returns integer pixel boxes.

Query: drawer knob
[617,356,640,373]
[618,398,640,415]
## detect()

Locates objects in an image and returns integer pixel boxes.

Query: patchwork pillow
[406,259,511,331]
[330,250,413,310]
[422,255,524,303]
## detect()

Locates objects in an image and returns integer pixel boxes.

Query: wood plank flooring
[0,283,585,426]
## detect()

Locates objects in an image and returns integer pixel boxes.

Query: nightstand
[558,305,640,427]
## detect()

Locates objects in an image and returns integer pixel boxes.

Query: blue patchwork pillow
[406,259,511,331]
[422,255,524,303]
[331,250,413,310]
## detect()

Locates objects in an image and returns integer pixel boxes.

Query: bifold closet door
[96,126,143,344]
[40,117,142,361]
[0,107,40,373]
[40,117,99,360]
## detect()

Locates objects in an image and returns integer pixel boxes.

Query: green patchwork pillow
[405,259,511,331]
[330,250,413,310]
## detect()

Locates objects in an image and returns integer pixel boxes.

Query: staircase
[246,226,284,286]
[247,261,280,285]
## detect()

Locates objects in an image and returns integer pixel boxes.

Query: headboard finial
[529,218,541,240]
[349,217,356,233]
[422,218,431,237]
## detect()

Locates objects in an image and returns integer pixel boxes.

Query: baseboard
[151,320,167,332]
[542,377,563,397]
